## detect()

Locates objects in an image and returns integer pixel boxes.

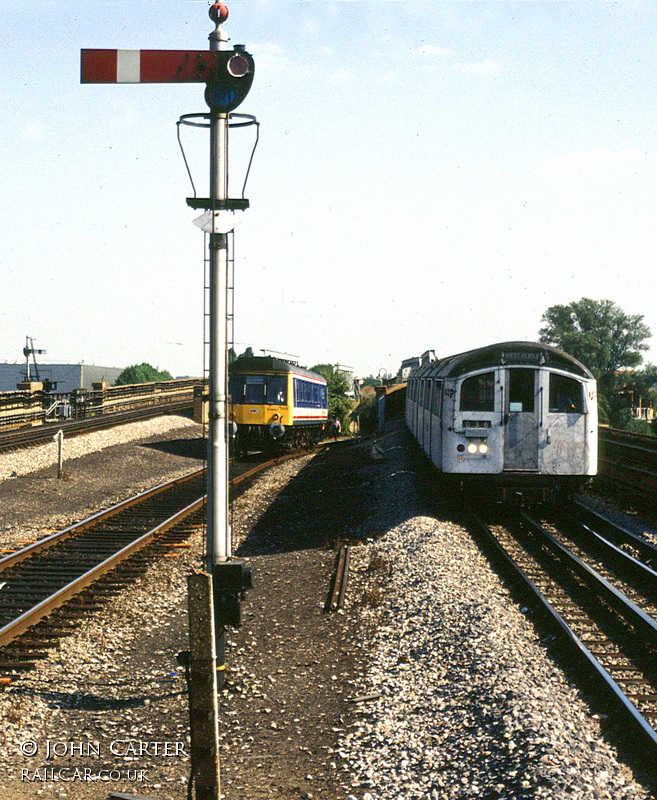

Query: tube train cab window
[508,369,535,413]
[460,372,495,412]
[549,374,584,414]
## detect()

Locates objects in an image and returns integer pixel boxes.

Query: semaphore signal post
[81,4,254,798]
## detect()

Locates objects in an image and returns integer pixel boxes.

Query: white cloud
[538,148,646,181]
[454,58,501,75]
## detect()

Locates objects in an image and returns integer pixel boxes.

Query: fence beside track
[0,378,204,434]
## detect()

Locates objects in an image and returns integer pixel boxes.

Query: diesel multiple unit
[406,341,598,499]
[229,356,328,452]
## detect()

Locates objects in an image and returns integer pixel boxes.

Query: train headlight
[478,443,488,454]
[467,443,478,454]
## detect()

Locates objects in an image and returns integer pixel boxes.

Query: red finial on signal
[209,3,229,24]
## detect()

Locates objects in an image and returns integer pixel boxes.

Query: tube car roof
[229,356,327,383]
[410,342,594,381]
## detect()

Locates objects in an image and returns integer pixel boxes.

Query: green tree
[538,298,652,426]
[355,394,378,434]
[115,363,174,385]
[311,363,353,431]
[229,347,254,364]
[612,364,657,434]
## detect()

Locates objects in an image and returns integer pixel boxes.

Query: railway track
[466,500,657,766]
[0,446,325,682]
[0,400,193,454]
[598,426,657,501]
[0,470,206,676]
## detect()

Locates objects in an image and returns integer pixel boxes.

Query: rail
[466,503,657,767]
[0,470,206,650]
[0,446,324,673]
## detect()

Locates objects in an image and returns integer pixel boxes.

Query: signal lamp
[479,443,488,454]
[205,82,236,109]
[204,48,255,113]
[467,443,478,454]
[228,54,249,77]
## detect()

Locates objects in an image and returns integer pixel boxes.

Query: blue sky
[2,1,656,378]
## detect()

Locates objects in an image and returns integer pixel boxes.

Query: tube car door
[418,380,426,449]
[422,380,432,455]
[430,380,443,468]
[504,368,539,470]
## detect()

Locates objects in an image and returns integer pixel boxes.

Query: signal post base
[184,572,221,800]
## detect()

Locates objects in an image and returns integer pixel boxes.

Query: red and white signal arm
[81,49,234,84]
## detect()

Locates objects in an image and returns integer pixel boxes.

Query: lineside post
[205,7,231,685]
[202,2,253,687]
[185,572,221,799]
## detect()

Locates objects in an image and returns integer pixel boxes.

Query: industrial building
[0,363,123,393]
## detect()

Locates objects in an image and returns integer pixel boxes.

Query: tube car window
[549,374,584,414]
[460,372,495,412]
[424,381,431,409]
[245,375,265,404]
[266,376,287,405]
[508,369,535,413]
